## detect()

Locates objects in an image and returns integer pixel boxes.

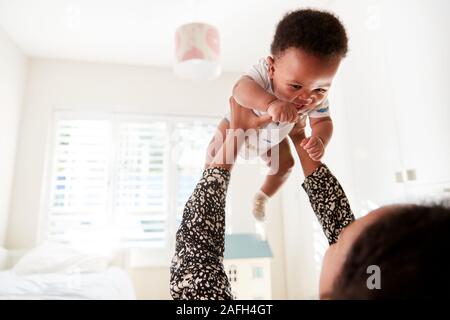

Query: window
[114,121,169,247]
[43,112,218,257]
[252,266,264,279]
[174,121,216,226]
[46,119,111,245]
[227,265,238,282]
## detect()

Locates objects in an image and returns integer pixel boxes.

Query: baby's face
[267,48,342,110]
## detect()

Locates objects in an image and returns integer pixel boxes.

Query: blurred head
[267,9,348,110]
[320,203,450,299]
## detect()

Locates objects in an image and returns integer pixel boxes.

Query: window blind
[173,121,217,226]
[48,119,111,243]
[45,114,218,253]
[114,121,168,248]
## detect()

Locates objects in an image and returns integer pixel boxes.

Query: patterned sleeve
[302,164,355,245]
[308,99,331,118]
[170,167,234,300]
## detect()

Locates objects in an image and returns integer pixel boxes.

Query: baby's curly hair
[271,8,348,60]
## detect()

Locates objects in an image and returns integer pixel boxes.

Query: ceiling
[0,0,334,72]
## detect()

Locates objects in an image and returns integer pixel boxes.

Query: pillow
[12,243,111,275]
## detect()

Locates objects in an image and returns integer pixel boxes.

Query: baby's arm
[310,116,333,147]
[232,76,276,112]
[232,76,299,123]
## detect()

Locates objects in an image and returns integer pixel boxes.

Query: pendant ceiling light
[174,22,221,80]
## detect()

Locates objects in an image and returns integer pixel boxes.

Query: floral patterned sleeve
[170,167,233,300]
[302,164,355,245]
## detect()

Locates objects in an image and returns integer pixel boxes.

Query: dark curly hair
[271,8,348,59]
[330,202,450,299]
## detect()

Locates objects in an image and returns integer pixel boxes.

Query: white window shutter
[115,121,168,248]
[45,114,220,264]
[173,121,216,226]
[48,119,111,243]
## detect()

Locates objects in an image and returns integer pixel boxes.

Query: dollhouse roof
[224,233,273,260]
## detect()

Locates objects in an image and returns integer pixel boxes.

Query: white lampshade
[174,22,221,80]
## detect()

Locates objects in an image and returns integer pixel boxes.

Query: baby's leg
[253,138,295,220]
[261,138,295,196]
[204,118,230,170]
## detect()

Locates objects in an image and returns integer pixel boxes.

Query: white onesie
[225,58,331,158]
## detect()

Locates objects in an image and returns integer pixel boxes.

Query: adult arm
[289,129,355,245]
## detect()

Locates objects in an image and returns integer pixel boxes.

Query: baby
[205,9,348,221]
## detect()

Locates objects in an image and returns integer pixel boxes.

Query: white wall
[0,26,27,247]
[329,0,450,209]
[6,58,287,299]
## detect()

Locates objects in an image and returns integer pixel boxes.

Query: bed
[0,244,136,300]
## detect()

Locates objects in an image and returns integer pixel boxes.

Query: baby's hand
[300,136,325,161]
[267,99,299,123]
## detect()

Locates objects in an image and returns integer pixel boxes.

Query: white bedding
[0,243,136,300]
[0,266,136,300]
